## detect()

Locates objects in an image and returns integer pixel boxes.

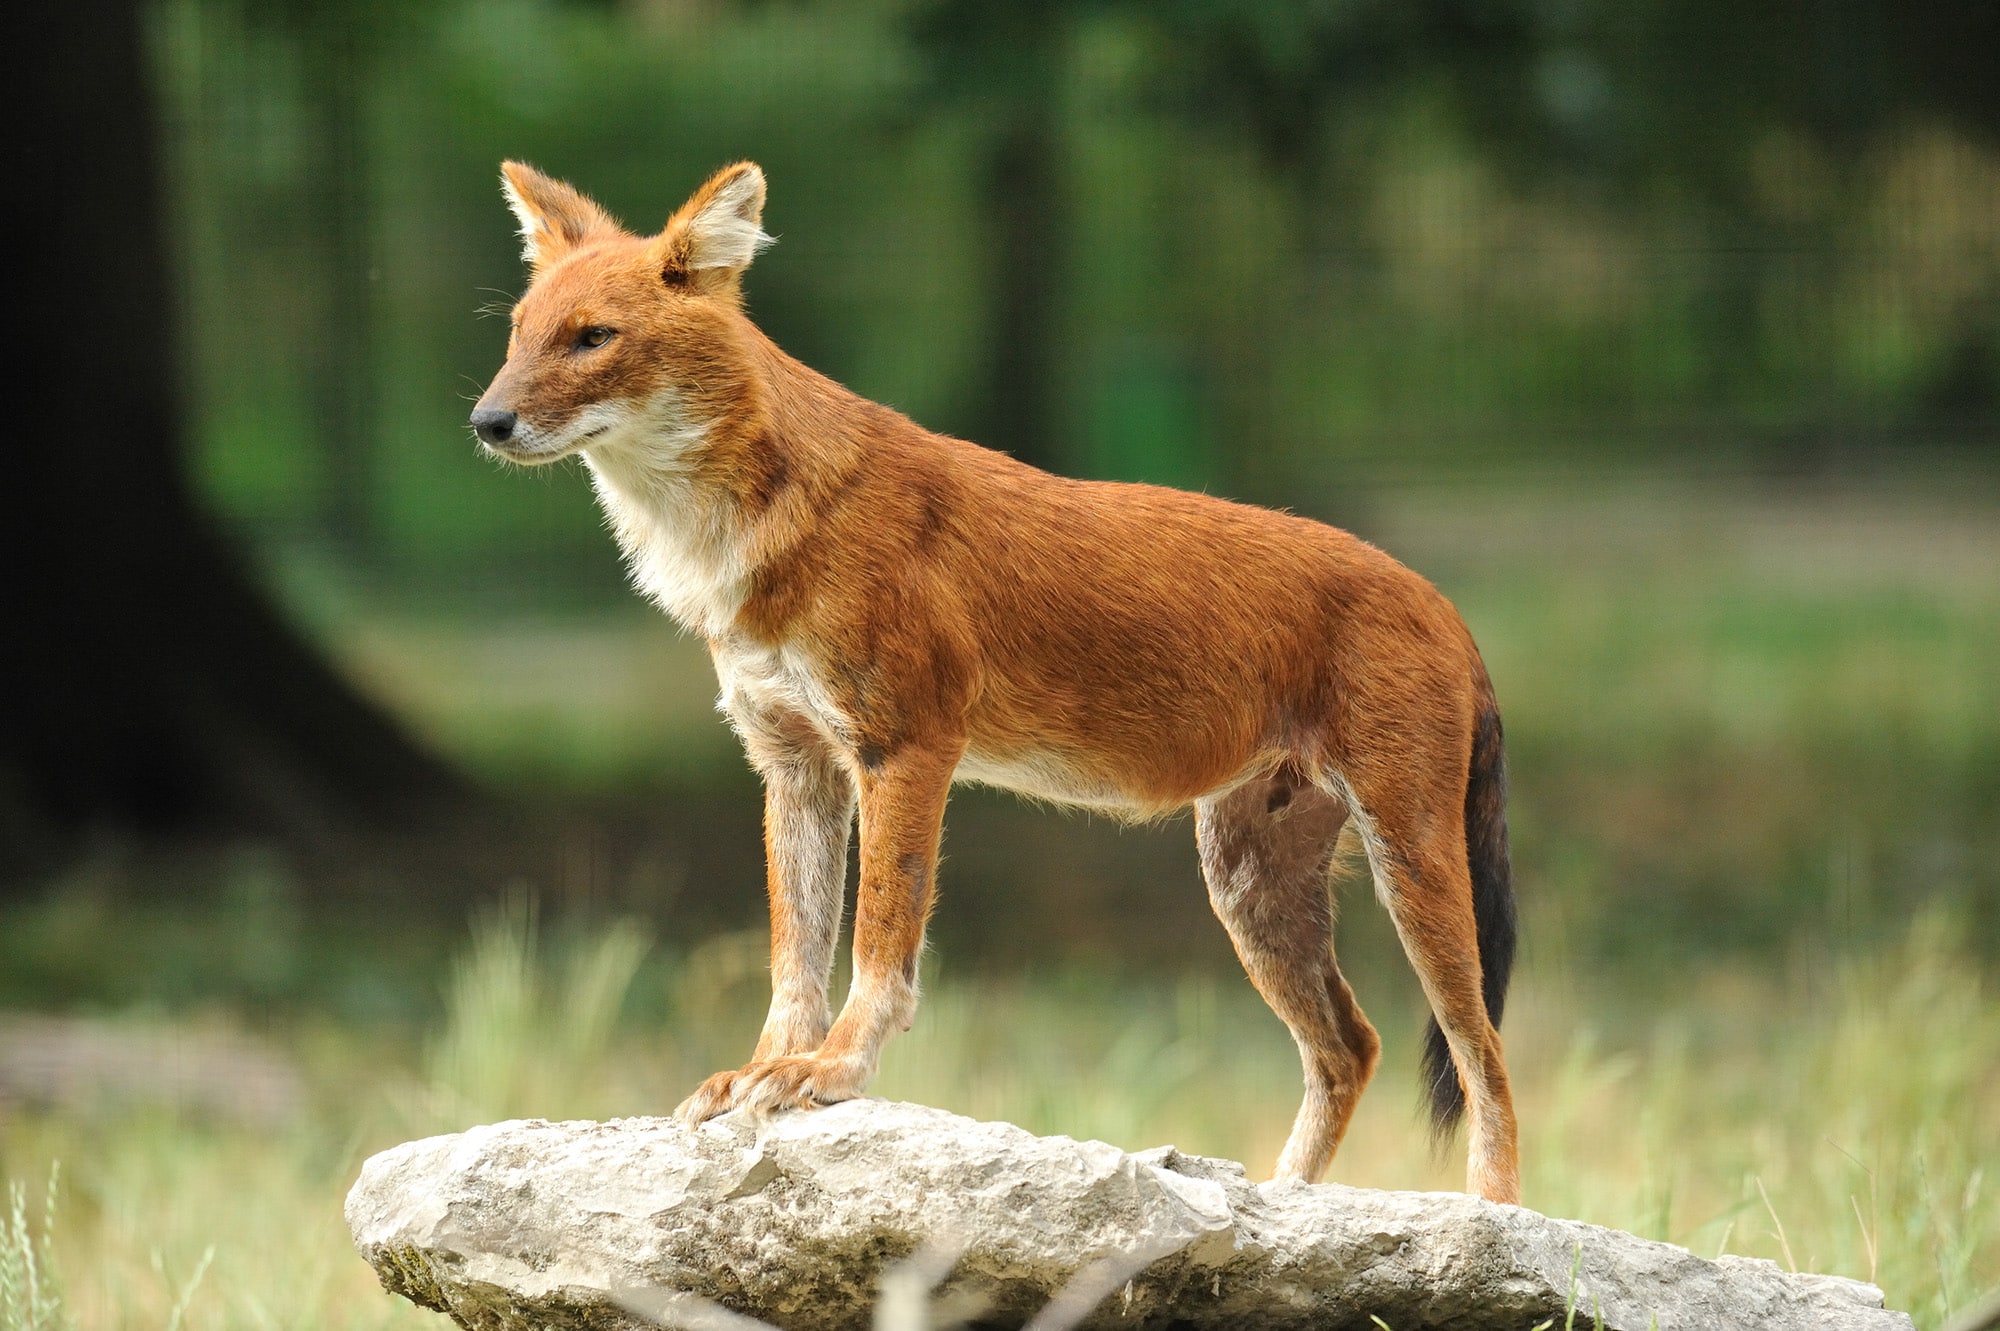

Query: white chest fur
[712,635,854,749]
[582,431,746,640]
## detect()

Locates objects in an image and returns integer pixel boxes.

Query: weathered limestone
[346,1100,1910,1331]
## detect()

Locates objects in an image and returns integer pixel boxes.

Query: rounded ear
[500,161,621,270]
[658,162,774,292]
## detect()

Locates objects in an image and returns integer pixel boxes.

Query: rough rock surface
[347,1101,1910,1331]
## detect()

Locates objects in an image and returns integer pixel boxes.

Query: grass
[1,898,1994,1329]
[1,1165,68,1331]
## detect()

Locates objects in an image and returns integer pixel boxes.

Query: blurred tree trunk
[905,0,1072,475]
[2,0,466,885]
[974,111,1066,474]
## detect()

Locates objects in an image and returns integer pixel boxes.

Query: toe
[737,1057,814,1113]
[734,1055,867,1113]
[674,1070,741,1126]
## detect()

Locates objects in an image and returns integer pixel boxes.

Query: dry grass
[2,900,1993,1330]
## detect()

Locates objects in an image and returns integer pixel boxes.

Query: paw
[673,1055,870,1126]
[1271,1141,1332,1185]
[674,1068,745,1126]
[733,1054,871,1114]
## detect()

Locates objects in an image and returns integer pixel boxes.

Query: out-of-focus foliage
[131,0,2000,967]
[150,0,2000,579]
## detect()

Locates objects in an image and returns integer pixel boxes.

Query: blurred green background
[133,0,2000,967]
[3,1,1997,1326]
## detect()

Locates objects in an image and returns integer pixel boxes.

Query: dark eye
[576,326,614,350]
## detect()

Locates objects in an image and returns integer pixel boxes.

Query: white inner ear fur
[502,173,552,266]
[685,170,776,272]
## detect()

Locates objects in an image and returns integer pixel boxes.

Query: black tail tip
[1420,1016,1467,1139]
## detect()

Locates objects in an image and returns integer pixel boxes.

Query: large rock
[346,1101,1909,1331]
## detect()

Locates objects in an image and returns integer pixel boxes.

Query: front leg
[733,741,958,1114]
[676,731,853,1124]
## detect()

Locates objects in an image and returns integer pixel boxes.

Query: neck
[582,415,746,639]
[580,319,874,639]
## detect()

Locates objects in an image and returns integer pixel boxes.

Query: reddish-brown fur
[474,161,1521,1204]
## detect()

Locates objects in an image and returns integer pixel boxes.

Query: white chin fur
[483,437,579,466]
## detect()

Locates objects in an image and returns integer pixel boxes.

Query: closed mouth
[486,425,607,465]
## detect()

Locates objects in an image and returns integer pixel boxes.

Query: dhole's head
[470,161,773,465]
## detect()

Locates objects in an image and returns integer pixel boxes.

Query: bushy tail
[1421,694,1517,1135]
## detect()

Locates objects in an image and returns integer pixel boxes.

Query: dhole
[472,161,1522,1204]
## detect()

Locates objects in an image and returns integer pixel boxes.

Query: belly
[952,746,1147,814]
[952,742,1260,820]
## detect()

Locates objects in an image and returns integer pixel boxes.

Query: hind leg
[1338,764,1520,1204]
[1196,769,1380,1182]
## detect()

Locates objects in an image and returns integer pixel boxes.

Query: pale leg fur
[707,744,957,1116]
[1338,764,1520,1205]
[676,727,853,1124]
[1195,772,1381,1183]
[751,748,854,1058]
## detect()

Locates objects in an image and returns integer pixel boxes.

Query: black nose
[470,408,517,445]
